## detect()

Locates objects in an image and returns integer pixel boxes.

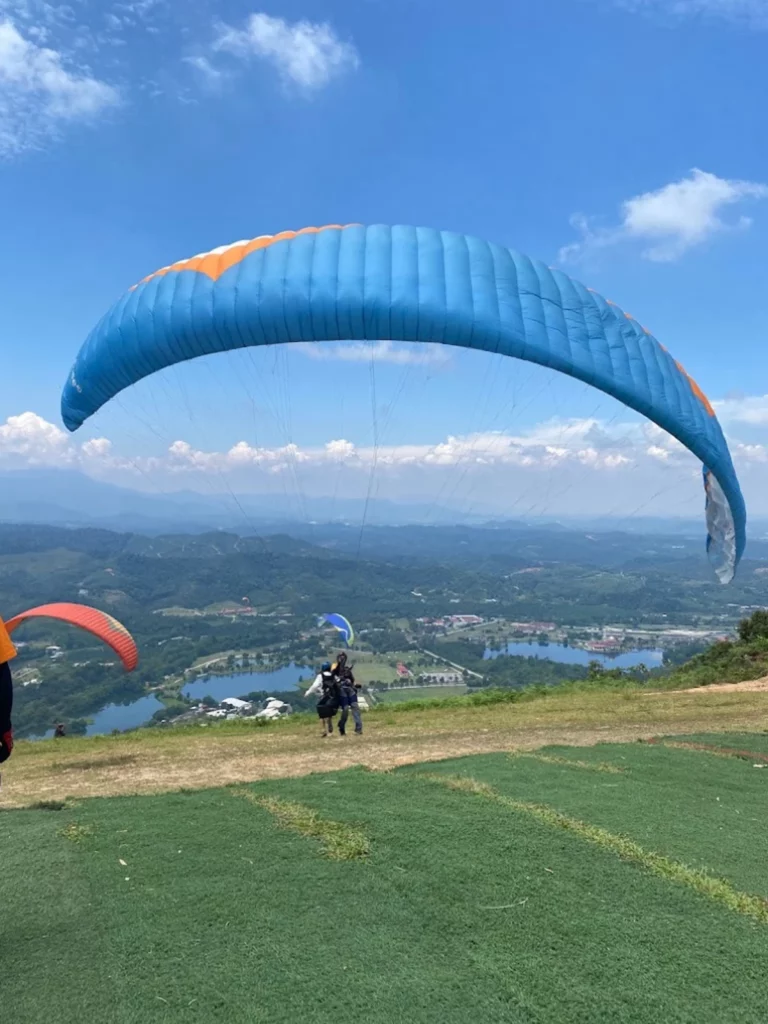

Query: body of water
[484,642,664,669]
[182,663,314,703]
[29,646,659,742]
[85,695,165,735]
[30,694,165,740]
[29,664,314,741]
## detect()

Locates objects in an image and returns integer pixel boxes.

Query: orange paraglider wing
[5,603,139,671]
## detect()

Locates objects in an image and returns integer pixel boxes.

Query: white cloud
[183,54,224,88]
[0,2,75,40]
[168,438,309,473]
[0,411,668,475]
[296,340,451,367]
[112,0,165,20]
[733,441,768,462]
[615,0,768,29]
[559,169,768,264]
[158,427,640,474]
[0,411,71,459]
[81,436,113,458]
[713,394,768,426]
[213,12,359,91]
[6,405,768,514]
[0,0,169,46]
[325,439,356,461]
[0,18,119,154]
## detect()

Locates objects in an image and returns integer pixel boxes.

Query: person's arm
[305,673,324,697]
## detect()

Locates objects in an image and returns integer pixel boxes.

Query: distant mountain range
[0,468,461,532]
[2,467,766,545]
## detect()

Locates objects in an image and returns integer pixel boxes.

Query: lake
[85,695,165,735]
[182,663,314,703]
[28,664,315,741]
[30,694,165,740]
[29,645,660,741]
[483,641,664,669]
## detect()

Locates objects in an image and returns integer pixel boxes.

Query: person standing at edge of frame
[0,614,17,764]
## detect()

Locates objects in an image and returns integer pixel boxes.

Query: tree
[738,610,768,644]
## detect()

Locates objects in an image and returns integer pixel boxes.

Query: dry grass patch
[509,752,625,774]
[3,686,768,807]
[235,790,371,861]
[57,822,95,843]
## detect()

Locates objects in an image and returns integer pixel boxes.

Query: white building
[419,671,463,685]
[255,698,292,719]
[220,697,251,711]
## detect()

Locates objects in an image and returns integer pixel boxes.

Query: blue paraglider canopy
[60,223,746,583]
[319,613,355,647]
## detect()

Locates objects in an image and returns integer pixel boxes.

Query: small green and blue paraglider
[319,613,355,647]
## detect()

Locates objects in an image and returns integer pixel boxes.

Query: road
[420,648,484,680]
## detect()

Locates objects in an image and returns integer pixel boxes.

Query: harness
[318,670,341,707]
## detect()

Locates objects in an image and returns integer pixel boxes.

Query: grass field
[376,684,469,703]
[4,732,768,1023]
[4,682,768,806]
[344,650,433,686]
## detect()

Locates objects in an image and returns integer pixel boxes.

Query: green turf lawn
[404,742,768,899]
[4,740,768,1023]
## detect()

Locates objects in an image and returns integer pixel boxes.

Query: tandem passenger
[306,661,341,738]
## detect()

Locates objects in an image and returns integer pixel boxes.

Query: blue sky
[2,0,768,522]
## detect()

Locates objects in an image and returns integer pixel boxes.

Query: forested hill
[3,520,768,738]
[0,524,323,560]
[1,521,768,628]
[6,518,768,572]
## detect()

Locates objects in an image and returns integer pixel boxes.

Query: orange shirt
[0,616,17,664]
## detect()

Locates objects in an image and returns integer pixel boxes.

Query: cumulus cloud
[0,411,124,468]
[559,169,768,264]
[0,17,119,154]
[0,411,71,459]
[158,426,643,475]
[0,410,690,476]
[213,12,359,91]
[5,407,768,517]
[0,5,358,149]
[81,436,113,458]
[296,340,451,367]
[713,393,768,426]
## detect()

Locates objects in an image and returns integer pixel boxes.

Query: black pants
[338,688,362,734]
[0,660,13,763]
[0,661,11,733]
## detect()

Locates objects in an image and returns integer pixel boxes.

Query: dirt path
[3,685,766,808]
[651,676,768,695]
